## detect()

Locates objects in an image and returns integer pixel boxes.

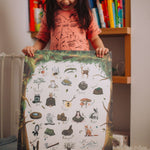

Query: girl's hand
[95,47,109,58]
[22,46,37,57]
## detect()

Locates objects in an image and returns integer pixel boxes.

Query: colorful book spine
[107,0,115,28]
[29,0,35,32]
[123,0,125,27]
[88,0,97,8]
[29,0,45,32]
[89,0,126,29]
[118,0,123,27]
[103,0,110,28]
[96,0,106,28]
[114,0,119,27]
[91,7,101,28]
[112,1,116,27]
[88,0,92,8]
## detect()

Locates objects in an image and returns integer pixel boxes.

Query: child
[22,0,109,58]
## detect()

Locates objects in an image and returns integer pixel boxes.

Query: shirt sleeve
[86,14,102,39]
[36,14,50,43]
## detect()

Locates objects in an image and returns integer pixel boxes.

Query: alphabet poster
[18,50,112,150]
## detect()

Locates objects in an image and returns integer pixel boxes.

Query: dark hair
[44,0,92,30]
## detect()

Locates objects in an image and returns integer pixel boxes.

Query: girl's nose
[62,0,70,6]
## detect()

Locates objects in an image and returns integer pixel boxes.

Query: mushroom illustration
[80,98,92,108]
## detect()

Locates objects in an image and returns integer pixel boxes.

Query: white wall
[0,0,33,54]
[131,0,150,147]
[0,0,34,137]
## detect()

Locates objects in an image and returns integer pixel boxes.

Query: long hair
[44,0,92,30]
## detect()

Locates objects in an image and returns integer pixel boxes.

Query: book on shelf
[91,7,101,28]
[114,0,119,27]
[29,0,35,32]
[118,0,123,27]
[29,0,45,32]
[96,0,106,28]
[88,0,97,9]
[112,1,116,27]
[88,0,101,28]
[89,0,125,28]
[107,0,115,28]
[123,0,125,27]
[102,0,110,28]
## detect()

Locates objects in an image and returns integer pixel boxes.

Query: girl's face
[56,0,78,11]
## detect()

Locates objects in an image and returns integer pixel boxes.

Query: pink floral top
[36,9,101,51]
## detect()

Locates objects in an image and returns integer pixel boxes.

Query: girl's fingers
[22,46,35,57]
[101,48,105,58]
[96,48,109,58]
[26,49,32,57]
[96,48,101,57]
[22,49,27,54]
[29,48,34,57]
[104,48,109,54]
[97,48,103,58]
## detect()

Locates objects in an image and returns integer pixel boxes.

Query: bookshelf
[101,0,131,84]
[101,27,131,84]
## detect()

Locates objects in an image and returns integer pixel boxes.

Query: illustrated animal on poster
[32,124,40,136]
[84,125,98,137]
[45,113,55,125]
[89,108,99,122]
[81,66,89,78]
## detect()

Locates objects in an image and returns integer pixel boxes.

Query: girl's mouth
[62,6,69,9]
[62,4,71,9]
[59,3,73,9]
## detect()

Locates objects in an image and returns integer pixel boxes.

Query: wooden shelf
[101,27,131,35]
[31,27,131,38]
[113,130,130,136]
[113,76,131,84]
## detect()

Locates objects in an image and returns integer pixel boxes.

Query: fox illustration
[85,125,98,136]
